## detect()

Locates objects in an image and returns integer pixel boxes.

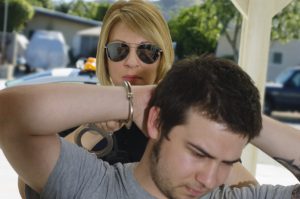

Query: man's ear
[147,106,160,140]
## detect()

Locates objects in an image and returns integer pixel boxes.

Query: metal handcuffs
[74,123,113,158]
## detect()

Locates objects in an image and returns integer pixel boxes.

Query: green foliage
[168,0,235,59]
[55,2,70,13]
[272,0,300,43]
[169,0,300,60]
[93,3,110,21]
[156,0,200,20]
[68,0,89,18]
[26,0,53,9]
[0,0,34,32]
[62,0,109,21]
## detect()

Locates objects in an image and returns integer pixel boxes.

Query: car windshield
[5,71,52,87]
[5,68,76,87]
[275,69,294,84]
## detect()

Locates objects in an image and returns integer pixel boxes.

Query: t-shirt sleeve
[25,184,40,199]
[47,138,117,198]
[24,137,116,199]
[207,184,299,199]
[25,137,148,199]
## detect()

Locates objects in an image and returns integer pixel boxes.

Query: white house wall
[216,35,300,81]
[268,40,300,81]
[215,33,238,58]
[24,14,95,48]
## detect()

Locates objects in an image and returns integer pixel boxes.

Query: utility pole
[1,0,9,69]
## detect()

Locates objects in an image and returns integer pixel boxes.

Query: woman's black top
[60,123,148,164]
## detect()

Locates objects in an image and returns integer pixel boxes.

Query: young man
[0,55,299,199]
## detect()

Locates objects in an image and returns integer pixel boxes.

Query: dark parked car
[264,66,300,115]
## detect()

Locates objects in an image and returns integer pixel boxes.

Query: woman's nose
[124,48,139,68]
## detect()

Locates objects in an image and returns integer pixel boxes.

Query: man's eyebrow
[188,142,241,164]
[188,142,215,159]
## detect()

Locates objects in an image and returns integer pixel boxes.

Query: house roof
[34,7,102,27]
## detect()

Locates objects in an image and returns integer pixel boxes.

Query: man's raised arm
[0,83,150,193]
[252,115,300,182]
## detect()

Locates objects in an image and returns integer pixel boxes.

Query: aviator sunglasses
[105,42,162,64]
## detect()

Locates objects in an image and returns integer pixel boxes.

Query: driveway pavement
[0,79,6,90]
[0,150,20,199]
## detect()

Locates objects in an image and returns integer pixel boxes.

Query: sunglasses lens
[106,43,129,62]
[106,42,162,64]
[137,44,161,64]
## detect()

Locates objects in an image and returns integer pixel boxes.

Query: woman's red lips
[122,75,141,82]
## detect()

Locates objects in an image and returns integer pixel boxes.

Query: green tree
[221,0,300,61]
[169,0,300,61]
[156,0,201,20]
[65,0,109,21]
[68,0,89,18]
[272,0,300,43]
[168,0,235,59]
[0,0,34,32]
[26,0,54,9]
[55,2,70,13]
[93,3,110,21]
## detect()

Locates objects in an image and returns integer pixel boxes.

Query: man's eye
[191,150,206,158]
[222,162,234,167]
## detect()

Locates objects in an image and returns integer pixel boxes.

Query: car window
[5,68,98,88]
[291,72,300,88]
[5,71,52,87]
[275,69,294,84]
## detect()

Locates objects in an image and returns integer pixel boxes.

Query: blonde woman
[65,0,175,164]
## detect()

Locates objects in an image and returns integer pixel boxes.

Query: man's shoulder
[203,184,298,199]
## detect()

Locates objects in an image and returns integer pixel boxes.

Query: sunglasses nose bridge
[127,44,140,56]
[124,45,140,68]
[123,43,138,56]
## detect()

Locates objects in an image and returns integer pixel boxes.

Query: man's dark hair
[146,55,262,141]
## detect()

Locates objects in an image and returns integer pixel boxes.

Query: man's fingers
[95,121,123,132]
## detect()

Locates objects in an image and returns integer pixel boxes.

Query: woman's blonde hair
[96,0,174,85]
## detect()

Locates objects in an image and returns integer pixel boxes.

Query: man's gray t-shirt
[26,138,298,199]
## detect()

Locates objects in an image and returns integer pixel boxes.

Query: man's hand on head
[133,85,156,136]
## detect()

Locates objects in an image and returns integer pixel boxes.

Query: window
[272,52,282,64]
[292,72,300,88]
[80,36,99,57]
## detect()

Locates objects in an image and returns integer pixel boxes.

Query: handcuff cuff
[74,81,133,158]
[74,123,113,157]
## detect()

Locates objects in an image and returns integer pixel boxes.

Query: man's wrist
[122,81,133,129]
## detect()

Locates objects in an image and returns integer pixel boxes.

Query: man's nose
[195,162,219,189]
[124,48,139,68]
